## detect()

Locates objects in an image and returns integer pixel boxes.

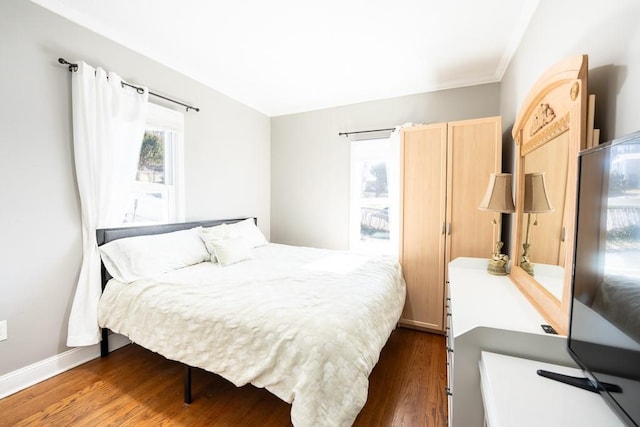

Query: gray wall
[501,0,640,144]
[500,0,640,260]
[271,84,501,249]
[0,0,270,376]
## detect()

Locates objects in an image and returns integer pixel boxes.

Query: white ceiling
[32,0,539,117]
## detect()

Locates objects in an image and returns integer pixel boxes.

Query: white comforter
[98,243,406,426]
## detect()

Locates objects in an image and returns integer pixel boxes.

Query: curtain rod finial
[58,57,77,72]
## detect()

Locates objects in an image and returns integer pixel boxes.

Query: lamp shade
[478,173,515,213]
[524,172,553,213]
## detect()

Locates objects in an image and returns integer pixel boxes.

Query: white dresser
[446,257,574,427]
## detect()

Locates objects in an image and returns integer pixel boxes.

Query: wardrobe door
[445,116,502,274]
[399,123,447,332]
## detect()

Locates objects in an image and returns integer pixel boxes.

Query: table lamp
[520,172,554,276]
[479,173,515,275]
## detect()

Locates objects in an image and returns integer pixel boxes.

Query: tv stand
[480,352,624,426]
[537,369,623,393]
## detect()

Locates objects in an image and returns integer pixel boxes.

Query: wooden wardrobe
[399,116,502,333]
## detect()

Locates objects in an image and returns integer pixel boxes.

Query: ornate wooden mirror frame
[510,55,589,334]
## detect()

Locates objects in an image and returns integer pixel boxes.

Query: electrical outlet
[0,320,7,341]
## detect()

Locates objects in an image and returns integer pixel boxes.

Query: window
[349,138,398,255]
[123,103,184,225]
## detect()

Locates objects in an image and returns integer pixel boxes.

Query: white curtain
[387,124,412,256]
[387,127,401,256]
[67,61,148,347]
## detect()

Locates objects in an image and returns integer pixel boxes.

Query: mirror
[520,133,570,300]
[510,55,590,334]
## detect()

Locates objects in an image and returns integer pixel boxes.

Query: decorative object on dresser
[399,116,501,333]
[478,173,516,275]
[520,172,554,276]
[510,54,593,335]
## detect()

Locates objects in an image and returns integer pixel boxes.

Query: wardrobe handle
[446,223,451,236]
[561,226,566,242]
[441,222,446,235]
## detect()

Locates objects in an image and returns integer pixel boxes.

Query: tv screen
[569,131,640,426]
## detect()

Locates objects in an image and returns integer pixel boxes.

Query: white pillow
[227,218,268,248]
[200,224,231,260]
[99,227,209,283]
[210,236,253,266]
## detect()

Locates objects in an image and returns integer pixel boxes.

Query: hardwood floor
[0,328,447,426]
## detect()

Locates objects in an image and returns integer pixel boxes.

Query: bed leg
[184,365,192,404]
[100,328,109,357]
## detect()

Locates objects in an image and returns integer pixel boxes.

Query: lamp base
[520,242,535,276]
[520,259,535,276]
[487,259,508,276]
[487,242,509,275]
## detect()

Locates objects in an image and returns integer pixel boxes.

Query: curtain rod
[338,127,395,137]
[58,58,200,112]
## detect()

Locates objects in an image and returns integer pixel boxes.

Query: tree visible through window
[138,130,165,183]
[359,161,389,241]
[123,103,184,225]
[350,138,394,254]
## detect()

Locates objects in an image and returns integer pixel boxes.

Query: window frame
[123,102,185,225]
[349,138,393,254]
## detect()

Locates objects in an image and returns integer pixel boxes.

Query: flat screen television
[567,131,640,426]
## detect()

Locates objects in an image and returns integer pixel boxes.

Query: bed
[97,218,406,427]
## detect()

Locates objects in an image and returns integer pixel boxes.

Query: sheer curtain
[387,128,400,256]
[67,62,148,346]
[388,124,412,257]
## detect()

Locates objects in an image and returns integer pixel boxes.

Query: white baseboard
[0,334,130,399]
